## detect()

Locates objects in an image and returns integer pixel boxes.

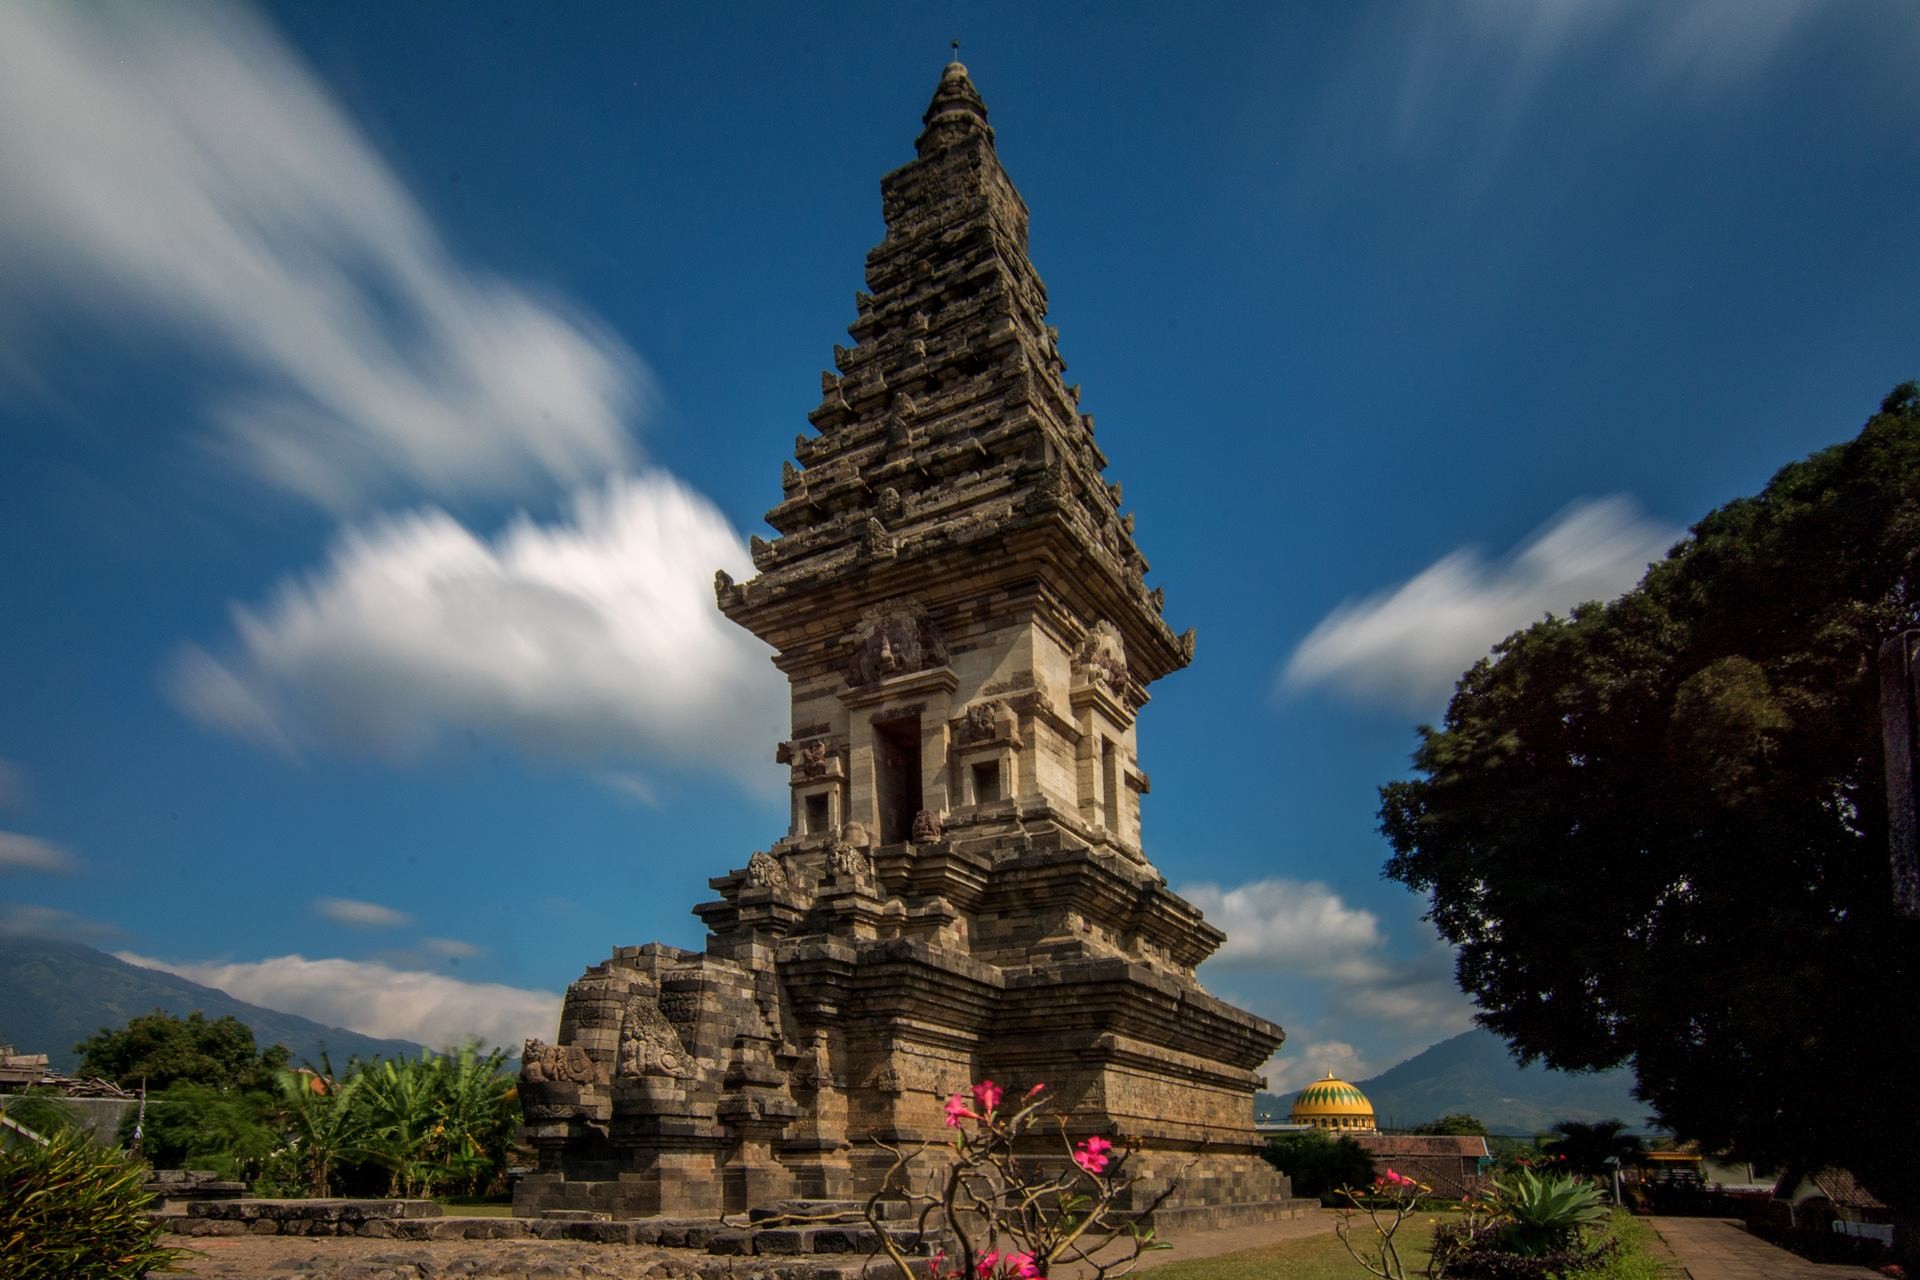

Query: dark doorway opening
[874,716,922,844]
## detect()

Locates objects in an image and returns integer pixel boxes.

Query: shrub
[1264,1127,1376,1202]
[0,1126,186,1280]
[1492,1168,1611,1253]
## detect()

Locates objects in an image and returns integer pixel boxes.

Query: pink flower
[977,1249,999,1277]
[972,1079,1004,1113]
[944,1094,976,1127]
[1074,1134,1113,1174]
[1025,1082,1046,1099]
[1007,1252,1040,1278]
[1384,1168,1413,1186]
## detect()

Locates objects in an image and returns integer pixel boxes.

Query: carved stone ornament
[616,993,690,1079]
[910,808,944,843]
[957,701,1001,745]
[840,821,872,850]
[877,486,905,523]
[521,1038,598,1086]
[776,738,832,778]
[847,601,947,686]
[713,569,734,605]
[745,851,790,891]
[828,839,873,881]
[864,1065,904,1095]
[1076,620,1130,696]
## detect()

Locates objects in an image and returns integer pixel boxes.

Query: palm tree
[1542,1119,1644,1177]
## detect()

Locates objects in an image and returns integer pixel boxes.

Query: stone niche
[515,60,1303,1231]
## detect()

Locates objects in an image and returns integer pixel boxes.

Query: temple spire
[917,57,992,156]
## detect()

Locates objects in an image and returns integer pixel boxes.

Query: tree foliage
[1411,1112,1489,1136]
[1263,1128,1377,1202]
[1380,386,1920,1210]
[75,1009,288,1093]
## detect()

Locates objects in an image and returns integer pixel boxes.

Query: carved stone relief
[1076,620,1130,697]
[745,851,790,891]
[847,601,947,686]
[616,994,691,1079]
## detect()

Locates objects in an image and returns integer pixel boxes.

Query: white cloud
[421,937,485,960]
[0,4,645,509]
[0,761,23,809]
[1181,879,1384,975]
[1282,496,1678,709]
[1261,1039,1376,1095]
[117,952,562,1053]
[0,832,79,875]
[313,897,412,930]
[1186,877,1477,1081]
[166,472,786,783]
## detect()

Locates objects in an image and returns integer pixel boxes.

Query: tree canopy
[75,1010,288,1093]
[1380,386,1920,1210]
[1411,1112,1489,1137]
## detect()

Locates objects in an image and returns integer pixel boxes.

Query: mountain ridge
[0,936,428,1073]
[1260,1029,1657,1135]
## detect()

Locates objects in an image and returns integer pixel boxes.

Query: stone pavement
[1649,1216,1885,1279]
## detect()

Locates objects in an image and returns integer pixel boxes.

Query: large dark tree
[1380,386,1920,1212]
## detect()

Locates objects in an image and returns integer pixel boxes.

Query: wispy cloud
[167,472,785,784]
[0,832,79,875]
[0,3,645,510]
[1379,0,1825,161]
[596,770,661,808]
[313,897,412,930]
[0,761,23,810]
[117,952,560,1053]
[420,937,485,960]
[1282,496,1677,709]
[0,903,117,940]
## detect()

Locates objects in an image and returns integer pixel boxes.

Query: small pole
[951,39,961,63]
[133,1076,146,1157]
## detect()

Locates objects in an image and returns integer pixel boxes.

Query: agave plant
[1490,1167,1611,1254]
[0,1125,185,1280]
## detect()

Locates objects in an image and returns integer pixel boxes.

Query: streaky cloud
[0,3,646,509]
[1281,495,1678,710]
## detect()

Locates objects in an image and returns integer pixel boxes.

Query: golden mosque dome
[1290,1072,1378,1132]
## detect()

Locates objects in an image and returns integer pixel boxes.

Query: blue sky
[3,1,1916,1091]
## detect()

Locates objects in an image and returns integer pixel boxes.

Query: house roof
[1355,1134,1491,1158]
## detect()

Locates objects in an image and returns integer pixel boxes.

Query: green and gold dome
[1290,1072,1377,1132]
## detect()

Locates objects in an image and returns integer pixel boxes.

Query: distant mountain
[0,936,427,1073]
[1260,1029,1658,1136]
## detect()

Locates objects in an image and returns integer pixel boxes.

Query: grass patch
[435,1200,515,1217]
[1148,1219,1440,1280]
[1144,1210,1677,1280]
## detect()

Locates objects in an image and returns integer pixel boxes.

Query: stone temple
[514,60,1301,1229]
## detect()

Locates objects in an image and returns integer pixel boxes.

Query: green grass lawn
[1144,1211,1678,1280]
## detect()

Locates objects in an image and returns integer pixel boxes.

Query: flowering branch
[865,1079,1173,1279]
